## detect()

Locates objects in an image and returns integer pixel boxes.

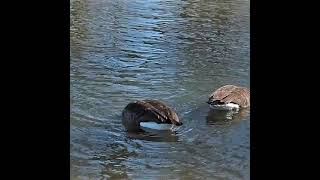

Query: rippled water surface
[71,0,250,179]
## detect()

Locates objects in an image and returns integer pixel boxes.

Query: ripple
[71,0,250,179]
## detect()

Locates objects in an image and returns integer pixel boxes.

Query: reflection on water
[71,0,250,179]
[206,108,250,124]
[126,130,180,142]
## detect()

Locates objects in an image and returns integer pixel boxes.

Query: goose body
[207,85,250,110]
[122,99,182,132]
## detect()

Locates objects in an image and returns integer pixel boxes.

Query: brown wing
[209,85,250,108]
[219,88,250,107]
[143,99,182,125]
[133,100,170,123]
[209,85,239,100]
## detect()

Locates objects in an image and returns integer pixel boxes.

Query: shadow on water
[125,130,179,142]
[185,103,250,128]
[206,108,250,125]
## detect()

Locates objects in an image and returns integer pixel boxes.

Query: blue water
[71,0,250,179]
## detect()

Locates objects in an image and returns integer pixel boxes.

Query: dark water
[70,0,250,179]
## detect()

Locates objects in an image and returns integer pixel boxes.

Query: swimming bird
[207,85,250,110]
[122,99,183,132]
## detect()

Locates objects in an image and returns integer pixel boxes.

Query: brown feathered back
[208,85,250,108]
[122,99,182,131]
[143,99,181,125]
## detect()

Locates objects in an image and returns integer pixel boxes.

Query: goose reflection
[206,108,250,125]
[125,129,179,142]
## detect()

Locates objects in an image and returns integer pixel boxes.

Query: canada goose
[207,85,250,110]
[122,99,183,132]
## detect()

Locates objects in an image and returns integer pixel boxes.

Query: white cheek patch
[140,122,173,130]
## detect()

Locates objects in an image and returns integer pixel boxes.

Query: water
[70,0,250,179]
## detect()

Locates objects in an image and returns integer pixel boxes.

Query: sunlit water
[71,0,250,179]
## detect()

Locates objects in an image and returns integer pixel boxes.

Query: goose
[207,85,250,110]
[122,99,183,132]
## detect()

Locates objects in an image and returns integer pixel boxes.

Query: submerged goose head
[122,99,182,132]
[207,85,250,110]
